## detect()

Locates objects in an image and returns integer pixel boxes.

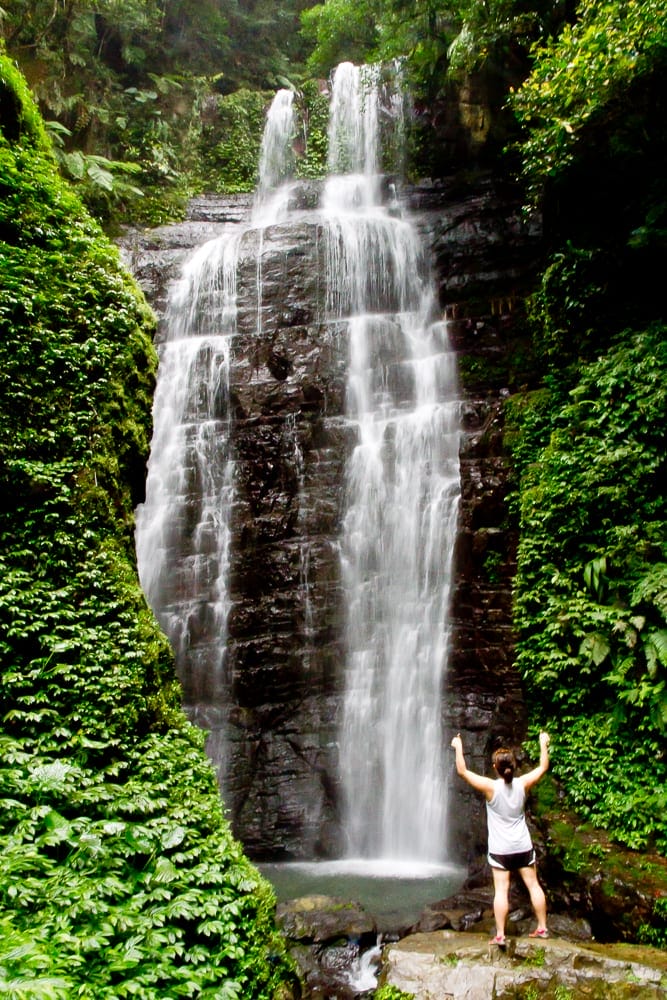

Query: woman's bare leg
[519,865,547,929]
[491,867,510,938]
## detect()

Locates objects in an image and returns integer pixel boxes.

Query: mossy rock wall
[0,55,293,998]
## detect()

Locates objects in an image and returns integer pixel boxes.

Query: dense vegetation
[0,0,318,222]
[0,55,293,997]
[506,0,666,852]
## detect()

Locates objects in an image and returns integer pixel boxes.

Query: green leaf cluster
[0,54,293,996]
[0,731,291,998]
[295,80,330,180]
[198,89,271,194]
[511,0,667,202]
[301,0,380,77]
[509,327,667,850]
[506,0,667,857]
[374,986,415,1000]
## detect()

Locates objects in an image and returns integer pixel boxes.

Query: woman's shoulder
[487,777,502,799]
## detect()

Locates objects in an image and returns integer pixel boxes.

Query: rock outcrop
[275,895,379,999]
[383,931,667,999]
[273,889,667,999]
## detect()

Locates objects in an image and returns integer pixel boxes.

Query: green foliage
[374,986,415,1000]
[0,54,293,996]
[301,0,380,77]
[0,57,53,153]
[222,0,317,92]
[0,731,292,998]
[511,325,667,850]
[198,89,271,193]
[525,244,612,370]
[637,895,667,949]
[446,0,566,77]
[295,80,330,179]
[512,0,667,201]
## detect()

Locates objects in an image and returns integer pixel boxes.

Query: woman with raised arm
[451,731,550,945]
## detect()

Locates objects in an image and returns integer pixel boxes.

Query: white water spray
[135,89,298,743]
[327,63,461,863]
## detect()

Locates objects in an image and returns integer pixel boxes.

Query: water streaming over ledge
[135,63,460,867]
[325,63,460,863]
[134,88,298,750]
[134,234,239,724]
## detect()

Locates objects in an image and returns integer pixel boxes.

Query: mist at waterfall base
[135,62,465,929]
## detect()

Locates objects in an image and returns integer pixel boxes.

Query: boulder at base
[383,930,667,998]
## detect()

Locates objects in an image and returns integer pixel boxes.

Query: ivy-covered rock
[0,54,294,999]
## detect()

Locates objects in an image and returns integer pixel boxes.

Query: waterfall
[135,68,460,865]
[254,88,296,226]
[327,63,460,863]
[135,89,297,754]
[134,232,241,753]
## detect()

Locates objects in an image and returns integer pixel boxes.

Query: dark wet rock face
[275,895,379,999]
[120,178,542,861]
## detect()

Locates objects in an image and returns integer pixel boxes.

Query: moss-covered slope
[0,55,292,999]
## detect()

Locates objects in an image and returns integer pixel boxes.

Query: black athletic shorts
[488,849,536,871]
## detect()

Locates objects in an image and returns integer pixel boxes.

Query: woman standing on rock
[451,731,550,945]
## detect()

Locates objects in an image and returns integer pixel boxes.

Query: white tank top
[486,778,533,854]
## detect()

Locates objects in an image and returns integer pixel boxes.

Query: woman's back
[486,777,531,854]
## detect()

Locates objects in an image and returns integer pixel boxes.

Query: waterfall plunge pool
[259,858,466,932]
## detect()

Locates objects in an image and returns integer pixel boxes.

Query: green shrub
[198,88,270,192]
[295,79,329,180]
[0,52,292,997]
[511,325,667,851]
[374,985,415,1000]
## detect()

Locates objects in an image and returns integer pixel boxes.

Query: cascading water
[135,66,461,874]
[136,91,293,773]
[255,88,296,220]
[326,62,461,863]
[135,88,297,761]
[134,234,239,756]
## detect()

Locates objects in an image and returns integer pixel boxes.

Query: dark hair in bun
[492,748,516,784]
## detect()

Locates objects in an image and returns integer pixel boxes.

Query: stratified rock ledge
[383,930,667,999]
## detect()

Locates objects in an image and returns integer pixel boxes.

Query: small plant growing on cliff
[439,953,459,967]
[374,986,415,1000]
[521,946,546,967]
[554,986,574,1000]
[637,895,667,949]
